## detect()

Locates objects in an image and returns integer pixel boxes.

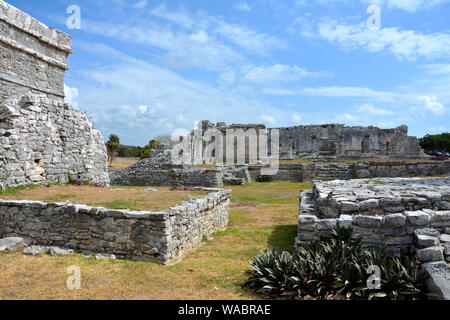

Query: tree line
[106,134,171,166]
[419,132,450,157]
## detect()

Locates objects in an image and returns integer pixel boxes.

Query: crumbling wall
[191,121,425,163]
[0,1,109,189]
[0,188,231,265]
[296,178,450,258]
[247,160,450,182]
[0,95,110,188]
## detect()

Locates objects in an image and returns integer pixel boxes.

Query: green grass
[86,199,146,210]
[0,184,39,196]
[45,194,77,201]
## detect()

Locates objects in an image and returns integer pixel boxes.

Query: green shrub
[256,175,276,183]
[244,228,429,300]
[140,147,152,159]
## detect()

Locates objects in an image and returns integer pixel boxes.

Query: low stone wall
[296,178,450,258]
[248,160,450,182]
[0,188,231,265]
[110,167,223,188]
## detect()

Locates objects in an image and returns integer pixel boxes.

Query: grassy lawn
[0,181,311,300]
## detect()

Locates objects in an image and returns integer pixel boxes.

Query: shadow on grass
[267,224,298,252]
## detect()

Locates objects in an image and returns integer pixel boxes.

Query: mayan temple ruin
[190,120,426,162]
[0,0,109,190]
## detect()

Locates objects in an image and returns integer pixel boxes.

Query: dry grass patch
[0,181,310,300]
[108,157,140,171]
[0,185,208,212]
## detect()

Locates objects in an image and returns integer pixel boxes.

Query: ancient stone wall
[0,95,110,188]
[0,1,109,189]
[296,178,450,259]
[191,121,425,163]
[110,150,224,187]
[0,188,231,265]
[247,160,450,182]
[0,0,72,101]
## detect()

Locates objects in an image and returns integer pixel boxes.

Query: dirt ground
[108,157,140,171]
[0,185,209,212]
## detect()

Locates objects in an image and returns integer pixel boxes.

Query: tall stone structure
[190,121,425,163]
[0,1,110,189]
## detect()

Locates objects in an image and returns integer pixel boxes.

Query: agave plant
[244,227,429,300]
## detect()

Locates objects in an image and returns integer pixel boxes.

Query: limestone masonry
[296,177,450,259]
[192,120,425,162]
[0,0,110,189]
[110,147,223,187]
[0,188,231,265]
[295,177,450,299]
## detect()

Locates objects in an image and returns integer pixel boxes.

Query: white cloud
[64,84,79,108]
[138,105,148,113]
[243,64,329,83]
[361,0,450,13]
[333,113,360,123]
[260,114,276,124]
[234,2,251,11]
[316,20,450,60]
[132,0,148,9]
[261,88,297,95]
[218,71,237,84]
[81,5,286,72]
[300,86,407,101]
[190,31,209,43]
[424,64,450,75]
[418,95,446,115]
[358,103,394,115]
[295,0,450,12]
[69,46,301,145]
[292,113,302,123]
[149,5,285,55]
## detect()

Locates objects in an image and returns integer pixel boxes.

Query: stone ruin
[192,120,426,162]
[110,146,224,187]
[296,177,450,299]
[0,187,231,265]
[0,0,110,189]
[0,2,233,266]
[110,119,448,188]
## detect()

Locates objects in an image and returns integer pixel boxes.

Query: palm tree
[106,134,120,167]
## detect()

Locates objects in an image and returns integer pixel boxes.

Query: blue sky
[7,0,450,146]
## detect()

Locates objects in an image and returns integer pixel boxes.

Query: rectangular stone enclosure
[0,188,231,265]
[296,177,450,257]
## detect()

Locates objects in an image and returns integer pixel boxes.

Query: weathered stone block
[405,211,430,226]
[340,201,359,213]
[382,213,406,228]
[317,219,337,230]
[440,234,450,243]
[338,214,353,229]
[416,246,444,263]
[354,215,383,228]
[415,234,439,248]
[359,199,380,211]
